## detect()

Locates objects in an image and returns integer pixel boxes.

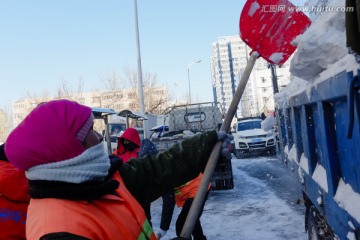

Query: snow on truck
[275,0,360,239]
[151,102,234,190]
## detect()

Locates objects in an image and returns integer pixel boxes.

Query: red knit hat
[5,99,93,171]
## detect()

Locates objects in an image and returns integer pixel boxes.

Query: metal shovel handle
[180,51,259,238]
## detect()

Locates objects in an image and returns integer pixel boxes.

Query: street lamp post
[187,60,201,104]
[133,0,147,138]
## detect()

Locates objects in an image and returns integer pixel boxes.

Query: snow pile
[334,179,360,223]
[288,145,298,162]
[312,163,328,193]
[290,0,349,81]
[274,76,309,108]
[299,153,309,174]
[261,116,276,131]
[275,0,359,105]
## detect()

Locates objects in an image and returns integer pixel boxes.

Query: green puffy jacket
[119,130,218,206]
[40,131,219,240]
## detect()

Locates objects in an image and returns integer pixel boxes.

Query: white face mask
[26,142,111,184]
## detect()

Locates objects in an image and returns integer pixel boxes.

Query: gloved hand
[156,229,167,239]
[217,130,234,160]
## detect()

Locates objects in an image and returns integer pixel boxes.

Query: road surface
[150,155,308,240]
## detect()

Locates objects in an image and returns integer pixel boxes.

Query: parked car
[149,125,170,140]
[233,117,276,158]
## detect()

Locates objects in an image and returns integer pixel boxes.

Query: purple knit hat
[5,99,93,171]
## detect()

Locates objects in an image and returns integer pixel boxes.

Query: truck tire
[269,147,276,156]
[307,206,321,240]
[235,150,243,159]
[212,178,234,190]
[225,177,234,189]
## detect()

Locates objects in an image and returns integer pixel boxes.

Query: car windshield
[237,121,261,131]
[109,123,126,136]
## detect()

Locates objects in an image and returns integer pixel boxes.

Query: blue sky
[0,0,306,109]
[0,0,248,109]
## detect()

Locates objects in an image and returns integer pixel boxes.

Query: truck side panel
[278,70,360,239]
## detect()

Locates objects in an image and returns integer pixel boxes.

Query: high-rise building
[210,35,291,119]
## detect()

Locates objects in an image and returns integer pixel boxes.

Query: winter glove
[217,130,233,160]
[156,229,167,239]
[108,155,123,173]
[109,155,123,164]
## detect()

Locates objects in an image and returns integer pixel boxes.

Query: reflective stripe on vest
[138,219,154,240]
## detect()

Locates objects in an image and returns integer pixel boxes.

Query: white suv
[233,118,276,159]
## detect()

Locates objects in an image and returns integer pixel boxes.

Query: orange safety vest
[27,172,156,240]
[174,173,210,207]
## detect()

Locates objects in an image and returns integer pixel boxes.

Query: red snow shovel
[180,0,311,238]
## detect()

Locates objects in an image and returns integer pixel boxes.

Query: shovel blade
[239,0,311,65]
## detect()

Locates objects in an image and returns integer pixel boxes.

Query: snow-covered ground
[150,155,308,240]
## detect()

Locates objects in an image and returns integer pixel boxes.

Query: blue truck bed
[277,69,360,239]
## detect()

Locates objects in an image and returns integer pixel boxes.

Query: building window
[92,97,100,103]
[128,93,136,98]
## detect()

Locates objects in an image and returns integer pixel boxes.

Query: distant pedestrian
[113,127,140,163]
[156,174,210,240]
[155,191,176,239]
[174,173,210,240]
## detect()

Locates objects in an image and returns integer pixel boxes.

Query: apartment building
[0,109,11,142]
[210,35,291,118]
[255,62,291,113]
[12,86,168,128]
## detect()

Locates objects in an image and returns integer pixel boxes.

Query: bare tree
[55,77,84,100]
[99,72,125,91]
[123,66,138,89]
[123,66,170,114]
[15,78,86,127]
[98,67,171,114]
[90,72,121,109]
